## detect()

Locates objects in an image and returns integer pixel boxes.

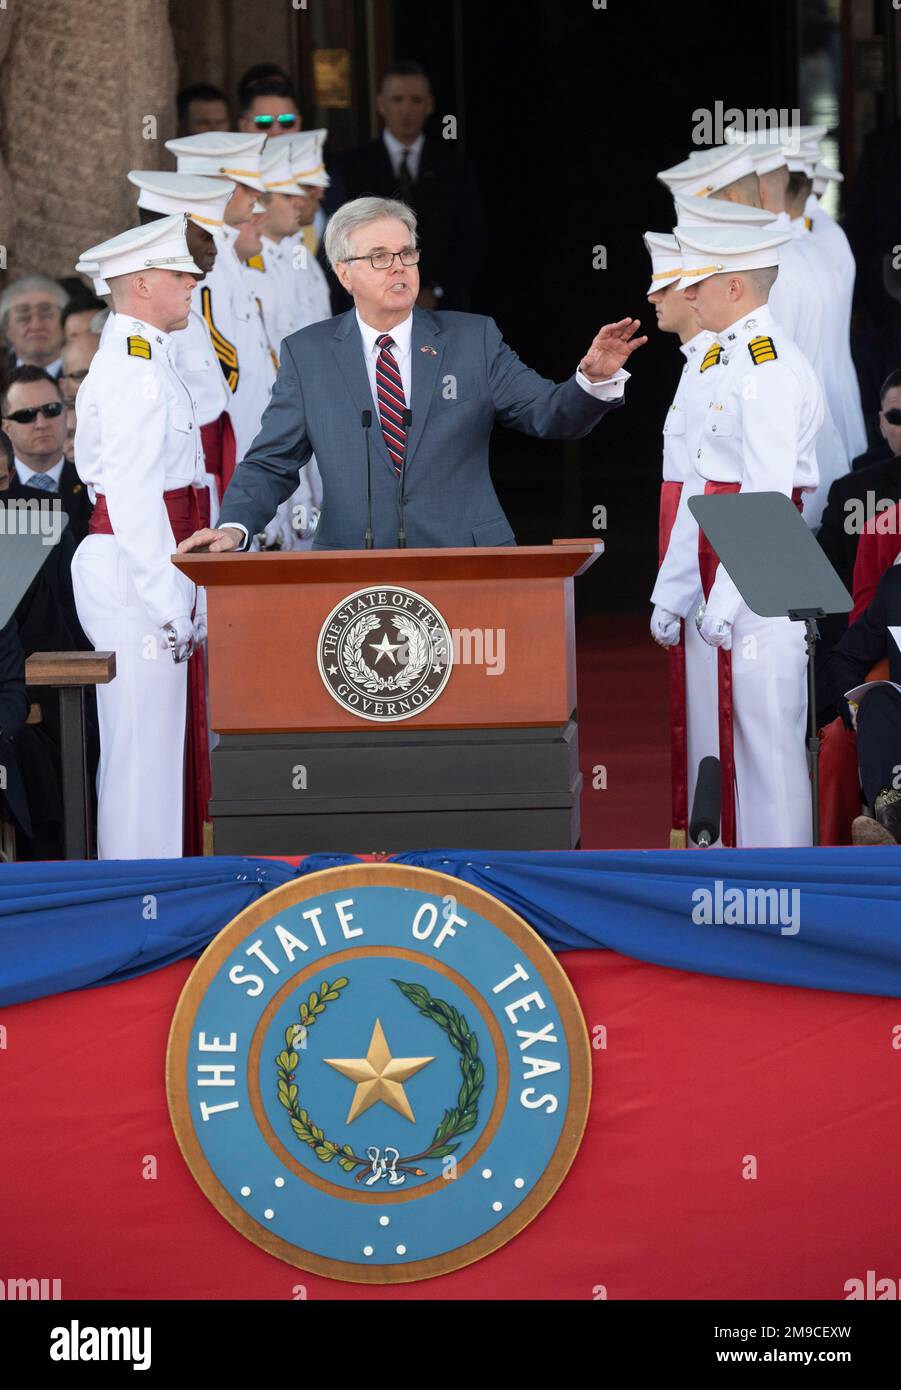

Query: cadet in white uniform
[783,134,866,465]
[245,134,330,551]
[285,130,333,329]
[165,132,276,460]
[807,160,855,294]
[644,230,719,845]
[126,170,236,505]
[267,130,333,548]
[70,216,206,860]
[746,126,865,474]
[247,136,309,348]
[675,224,824,848]
[661,137,846,528]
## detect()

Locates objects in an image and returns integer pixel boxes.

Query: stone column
[0,0,17,283]
[0,0,177,281]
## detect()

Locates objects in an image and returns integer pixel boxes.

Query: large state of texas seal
[166,865,591,1283]
[316,585,453,722]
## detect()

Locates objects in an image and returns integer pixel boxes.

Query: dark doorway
[392,0,798,608]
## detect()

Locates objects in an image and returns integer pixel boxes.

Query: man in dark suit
[818,563,901,844]
[178,196,646,556]
[2,366,92,544]
[817,368,901,653]
[328,62,483,311]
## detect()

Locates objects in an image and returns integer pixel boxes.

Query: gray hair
[323,197,418,270]
[0,274,69,325]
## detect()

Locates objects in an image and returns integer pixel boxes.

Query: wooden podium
[175,541,601,854]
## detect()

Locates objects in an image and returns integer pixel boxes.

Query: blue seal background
[185,885,573,1269]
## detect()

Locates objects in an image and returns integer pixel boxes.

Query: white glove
[650,605,681,648]
[193,589,208,645]
[162,616,197,664]
[695,600,732,651]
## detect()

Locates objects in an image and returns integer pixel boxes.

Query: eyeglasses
[883,408,901,426]
[253,114,299,130]
[343,248,421,270]
[5,401,64,425]
[11,302,59,324]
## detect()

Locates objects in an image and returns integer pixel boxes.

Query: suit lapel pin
[421,345,438,356]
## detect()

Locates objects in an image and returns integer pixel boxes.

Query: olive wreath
[274,977,484,1182]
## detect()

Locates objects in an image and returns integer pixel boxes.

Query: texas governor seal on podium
[178,195,646,557]
[318,584,454,721]
[166,863,591,1283]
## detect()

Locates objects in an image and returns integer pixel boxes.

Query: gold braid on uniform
[700,343,722,373]
[748,335,777,366]
[200,286,240,392]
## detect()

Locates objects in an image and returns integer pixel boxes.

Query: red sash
[199,411,238,496]
[698,481,804,848]
[89,486,212,857]
[659,481,688,838]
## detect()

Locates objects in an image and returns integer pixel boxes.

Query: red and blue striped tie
[375,333,408,475]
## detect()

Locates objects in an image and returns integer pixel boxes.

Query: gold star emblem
[323,1018,434,1124]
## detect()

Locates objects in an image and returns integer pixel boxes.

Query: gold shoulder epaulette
[200,286,240,392]
[126,335,151,359]
[700,343,722,373]
[748,334,778,366]
[246,254,265,272]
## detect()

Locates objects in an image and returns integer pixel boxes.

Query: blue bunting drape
[2,847,901,1006]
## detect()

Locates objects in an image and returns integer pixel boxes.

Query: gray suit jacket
[219,307,622,549]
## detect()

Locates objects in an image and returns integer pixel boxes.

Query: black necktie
[398,149,413,200]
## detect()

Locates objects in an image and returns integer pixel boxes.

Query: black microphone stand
[361,409,374,549]
[396,407,413,549]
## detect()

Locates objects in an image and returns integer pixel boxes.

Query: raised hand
[580,318,648,382]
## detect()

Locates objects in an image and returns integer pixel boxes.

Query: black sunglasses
[253,114,298,129]
[5,401,64,425]
[883,408,901,426]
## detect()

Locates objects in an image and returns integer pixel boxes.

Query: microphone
[396,407,413,549]
[361,410,374,549]
[690,756,721,848]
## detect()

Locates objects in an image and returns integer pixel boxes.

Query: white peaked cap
[164,131,268,192]
[782,135,823,175]
[672,222,791,291]
[657,143,757,197]
[128,170,234,228]
[77,261,109,296]
[642,231,682,294]
[672,192,777,229]
[75,213,203,285]
[260,135,306,194]
[812,160,843,195]
[290,129,330,187]
[727,123,827,176]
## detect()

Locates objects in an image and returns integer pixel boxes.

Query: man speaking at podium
[179,197,646,555]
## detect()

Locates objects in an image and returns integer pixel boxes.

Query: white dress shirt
[383,130,425,182]
[17,355,62,378]
[14,456,65,489]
